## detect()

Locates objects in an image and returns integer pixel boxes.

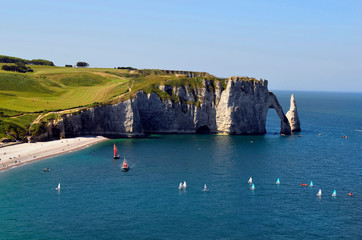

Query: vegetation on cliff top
[0,55,54,66]
[0,56,262,141]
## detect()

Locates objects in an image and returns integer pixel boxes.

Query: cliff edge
[30,76,292,141]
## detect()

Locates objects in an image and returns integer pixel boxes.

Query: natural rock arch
[267,93,291,135]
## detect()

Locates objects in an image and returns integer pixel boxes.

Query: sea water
[0,91,361,239]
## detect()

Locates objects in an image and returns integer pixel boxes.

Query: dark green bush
[1,62,33,73]
[76,62,89,67]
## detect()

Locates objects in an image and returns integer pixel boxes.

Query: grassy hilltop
[0,57,259,141]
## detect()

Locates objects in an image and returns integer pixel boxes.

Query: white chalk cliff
[32,77,293,141]
[286,94,301,132]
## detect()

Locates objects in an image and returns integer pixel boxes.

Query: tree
[65,64,73,67]
[76,62,89,67]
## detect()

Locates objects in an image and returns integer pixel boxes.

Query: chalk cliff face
[32,78,292,141]
[286,94,301,132]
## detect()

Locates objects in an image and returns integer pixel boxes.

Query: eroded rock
[286,94,301,132]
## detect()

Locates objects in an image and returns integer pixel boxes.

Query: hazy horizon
[1,0,361,92]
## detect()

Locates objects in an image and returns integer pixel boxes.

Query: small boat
[113,144,120,159]
[332,190,337,197]
[348,193,354,196]
[301,183,308,186]
[178,182,183,190]
[248,177,253,184]
[183,181,187,189]
[342,135,349,139]
[276,178,280,185]
[317,189,322,197]
[251,184,255,190]
[309,181,314,187]
[56,183,60,191]
[121,157,129,172]
[43,168,51,172]
[203,184,209,191]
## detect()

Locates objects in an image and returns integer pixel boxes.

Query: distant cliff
[30,77,292,141]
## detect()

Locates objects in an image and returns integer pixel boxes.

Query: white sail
[56,183,60,191]
[183,181,187,188]
[248,177,252,184]
[204,184,207,189]
[178,182,183,189]
[317,189,322,197]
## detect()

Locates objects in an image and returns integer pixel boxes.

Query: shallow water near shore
[0,91,362,239]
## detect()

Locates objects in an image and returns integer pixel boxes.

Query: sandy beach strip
[0,136,108,171]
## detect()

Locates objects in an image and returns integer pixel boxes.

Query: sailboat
[183,181,187,189]
[276,178,280,185]
[203,184,209,191]
[113,144,120,159]
[317,189,322,197]
[121,157,129,172]
[178,182,183,190]
[251,184,255,190]
[332,190,337,197]
[56,183,60,191]
[309,181,314,187]
[248,177,253,184]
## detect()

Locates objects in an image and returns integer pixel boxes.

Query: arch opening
[196,125,210,134]
[266,108,281,134]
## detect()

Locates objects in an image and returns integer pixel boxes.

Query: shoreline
[0,136,108,172]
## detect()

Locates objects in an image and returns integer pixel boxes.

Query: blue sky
[1,0,361,91]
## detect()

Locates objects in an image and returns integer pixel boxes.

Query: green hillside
[0,58,259,141]
[0,64,134,112]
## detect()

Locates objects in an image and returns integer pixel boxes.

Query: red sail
[113,144,118,156]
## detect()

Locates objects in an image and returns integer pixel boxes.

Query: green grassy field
[0,64,131,113]
[0,62,259,141]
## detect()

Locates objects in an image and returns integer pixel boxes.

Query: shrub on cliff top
[1,62,33,73]
[76,62,89,67]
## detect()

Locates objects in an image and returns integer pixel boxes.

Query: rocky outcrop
[286,94,301,132]
[215,78,291,135]
[31,77,292,141]
[31,100,143,142]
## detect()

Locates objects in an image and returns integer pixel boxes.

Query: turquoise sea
[0,91,362,239]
